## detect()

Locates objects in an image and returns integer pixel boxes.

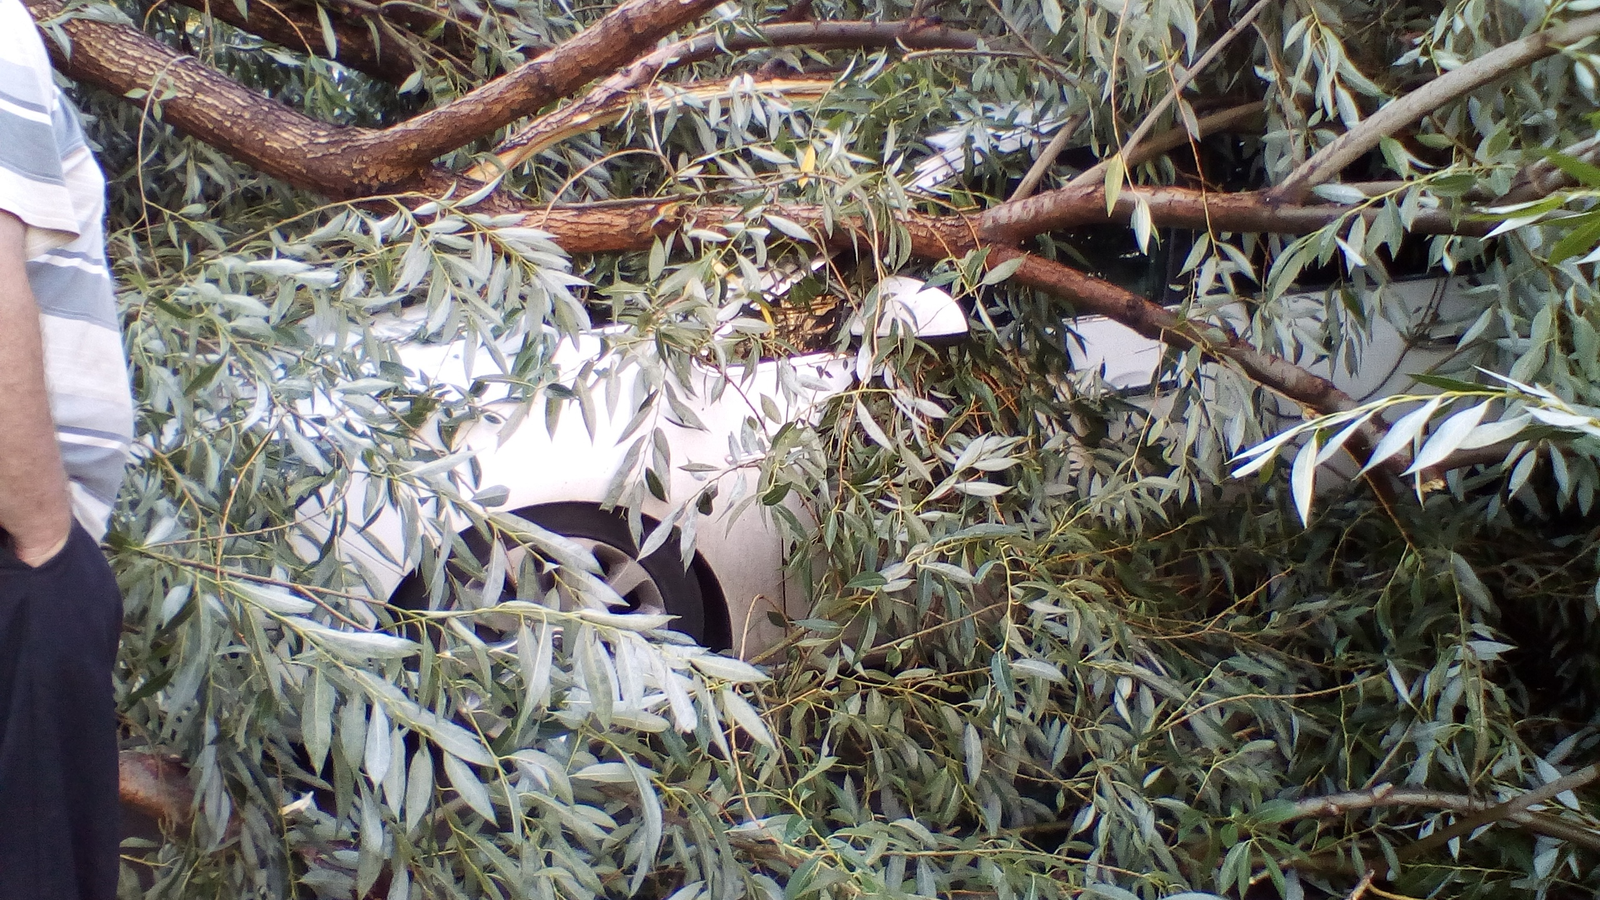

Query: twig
[1119,101,1265,169]
[1344,870,1374,900]
[1498,133,1600,205]
[471,20,984,179]
[1008,111,1087,203]
[1054,0,1272,197]
[1395,764,1600,862]
[1289,783,1518,817]
[1290,777,1600,854]
[1271,12,1600,204]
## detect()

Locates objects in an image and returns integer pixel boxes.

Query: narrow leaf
[1360,396,1444,474]
[1291,436,1319,525]
[442,752,497,822]
[1405,401,1489,473]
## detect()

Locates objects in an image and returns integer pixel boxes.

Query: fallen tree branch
[514,199,1377,430]
[165,0,427,84]
[120,750,194,828]
[1269,12,1600,204]
[981,183,1478,245]
[29,0,724,192]
[36,3,1542,478]
[471,18,984,178]
[1287,773,1600,873]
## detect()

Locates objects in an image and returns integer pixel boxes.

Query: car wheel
[391,502,710,645]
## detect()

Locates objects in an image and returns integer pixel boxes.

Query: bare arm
[0,212,73,566]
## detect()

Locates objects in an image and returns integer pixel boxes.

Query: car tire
[391,502,711,646]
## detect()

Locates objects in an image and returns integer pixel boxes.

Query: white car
[324,265,1474,659]
[327,276,970,657]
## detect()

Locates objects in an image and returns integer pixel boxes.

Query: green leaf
[1456,414,1531,451]
[980,256,1027,286]
[363,701,393,786]
[690,654,768,683]
[403,745,433,833]
[1451,552,1493,611]
[1406,402,1489,473]
[1361,397,1444,474]
[1040,0,1064,33]
[1546,211,1600,265]
[1410,374,1488,392]
[236,582,315,615]
[1291,435,1320,525]
[1103,154,1125,214]
[290,618,419,659]
[1311,183,1367,204]
[720,687,776,749]
[347,671,494,766]
[845,571,888,590]
[854,397,894,449]
[1547,151,1600,189]
[963,723,982,784]
[1011,658,1066,682]
[304,669,334,774]
[441,752,497,822]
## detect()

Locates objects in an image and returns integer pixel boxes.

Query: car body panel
[328,287,961,655]
[1067,277,1480,399]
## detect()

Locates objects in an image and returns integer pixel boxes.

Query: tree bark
[980,182,1485,245]
[28,0,724,193]
[162,0,424,84]
[120,750,194,828]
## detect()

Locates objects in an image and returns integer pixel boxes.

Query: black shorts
[0,523,122,900]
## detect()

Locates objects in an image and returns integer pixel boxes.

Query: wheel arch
[387,500,734,650]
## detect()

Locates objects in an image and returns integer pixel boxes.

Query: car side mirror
[848,275,969,340]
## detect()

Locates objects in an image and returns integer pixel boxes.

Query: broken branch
[1396,764,1600,862]
[1270,12,1600,204]
[513,199,1376,430]
[472,19,984,179]
[31,0,724,192]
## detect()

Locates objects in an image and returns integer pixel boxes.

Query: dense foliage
[37,0,1600,896]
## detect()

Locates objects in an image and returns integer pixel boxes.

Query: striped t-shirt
[1,0,134,538]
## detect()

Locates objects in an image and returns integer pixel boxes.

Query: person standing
[0,1,136,897]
